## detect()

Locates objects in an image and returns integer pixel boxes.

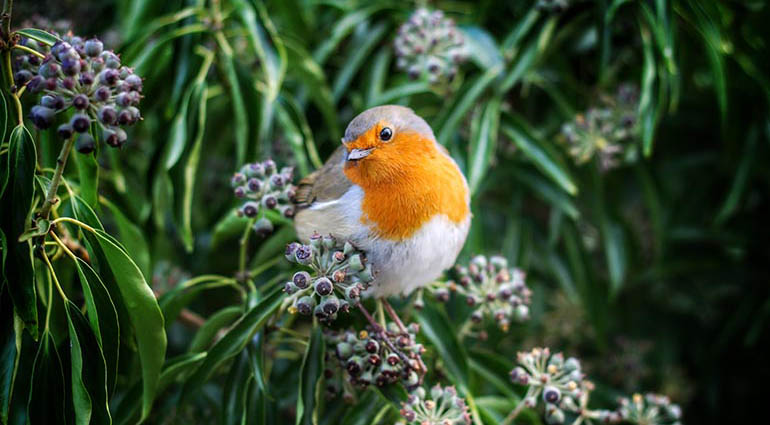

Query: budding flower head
[394,8,467,84]
[14,32,142,150]
[559,83,640,171]
[617,392,682,425]
[510,347,587,413]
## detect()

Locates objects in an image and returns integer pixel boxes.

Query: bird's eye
[379,127,393,141]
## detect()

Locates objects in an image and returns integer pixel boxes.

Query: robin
[294,105,471,301]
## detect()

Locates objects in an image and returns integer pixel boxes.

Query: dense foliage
[2,0,768,424]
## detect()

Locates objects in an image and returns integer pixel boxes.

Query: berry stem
[39,135,76,219]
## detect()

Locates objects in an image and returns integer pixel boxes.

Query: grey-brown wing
[294,145,351,209]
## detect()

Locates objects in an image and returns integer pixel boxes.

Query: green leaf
[296,326,324,425]
[181,287,283,401]
[219,53,248,165]
[0,126,38,338]
[332,22,388,102]
[370,81,432,106]
[164,84,194,170]
[223,350,254,425]
[188,306,242,352]
[468,96,501,195]
[0,293,20,423]
[460,26,504,70]
[276,102,310,177]
[508,169,579,220]
[27,331,66,424]
[73,149,99,207]
[501,120,578,195]
[14,28,61,46]
[101,198,151,279]
[72,258,120,395]
[92,230,166,421]
[437,66,502,145]
[416,303,469,385]
[180,82,208,252]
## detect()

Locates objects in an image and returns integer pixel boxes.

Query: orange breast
[343,132,470,241]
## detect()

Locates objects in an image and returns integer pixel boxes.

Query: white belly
[294,185,470,297]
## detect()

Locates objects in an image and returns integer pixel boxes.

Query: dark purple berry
[103,128,119,147]
[93,86,110,102]
[313,277,333,296]
[27,76,44,93]
[39,60,60,78]
[234,186,246,198]
[79,72,95,86]
[99,69,119,85]
[14,70,32,85]
[72,94,89,110]
[57,124,74,139]
[70,114,91,133]
[295,296,314,315]
[321,297,339,315]
[293,271,311,289]
[294,245,312,265]
[29,105,55,129]
[247,178,260,192]
[116,92,131,107]
[125,74,142,91]
[84,39,103,57]
[98,106,117,125]
[241,201,259,217]
[76,133,96,154]
[61,57,81,75]
[62,77,75,90]
[44,78,56,90]
[262,195,277,209]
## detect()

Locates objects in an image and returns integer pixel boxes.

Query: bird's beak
[346,147,374,161]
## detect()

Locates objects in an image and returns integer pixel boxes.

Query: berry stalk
[38,135,75,218]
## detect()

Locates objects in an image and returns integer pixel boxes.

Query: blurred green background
[15,0,770,423]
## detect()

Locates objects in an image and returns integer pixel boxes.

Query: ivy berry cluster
[432,255,531,332]
[394,8,467,84]
[231,159,296,236]
[283,233,374,322]
[324,322,424,393]
[15,33,142,152]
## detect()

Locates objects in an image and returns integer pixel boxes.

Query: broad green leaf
[64,300,112,425]
[468,96,501,195]
[501,9,540,53]
[92,230,166,421]
[332,22,388,102]
[15,28,61,46]
[296,326,324,425]
[460,26,504,70]
[276,102,310,177]
[188,306,242,352]
[164,84,194,170]
[223,350,254,425]
[72,148,99,207]
[180,82,208,251]
[0,126,38,338]
[27,331,66,424]
[0,294,20,423]
[219,53,248,165]
[371,81,432,106]
[101,198,151,279]
[416,303,469,385]
[437,66,502,145]
[181,287,283,401]
[508,169,579,219]
[73,258,121,395]
[284,40,339,142]
[502,121,577,195]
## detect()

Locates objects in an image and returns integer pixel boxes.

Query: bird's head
[341,105,438,185]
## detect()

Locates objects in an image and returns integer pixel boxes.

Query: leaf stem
[13,43,45,59]
[41,248,68,302]
[39,135,76,219]
[238,217,256,278]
